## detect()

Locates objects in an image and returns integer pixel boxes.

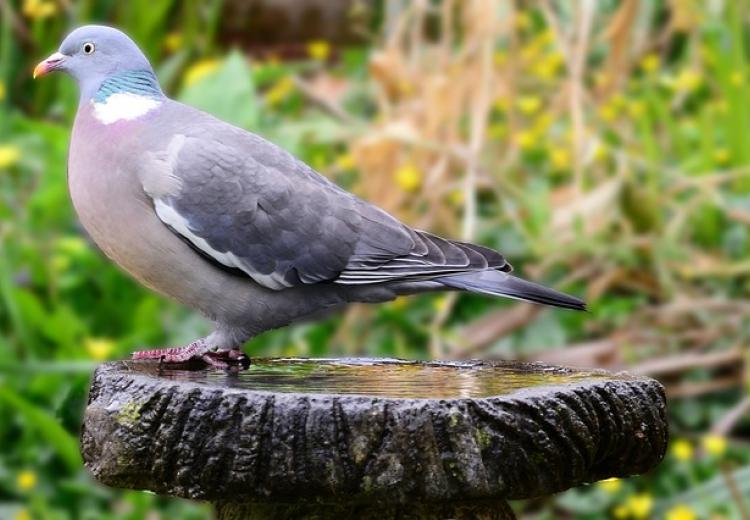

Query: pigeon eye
[82,42,95,55]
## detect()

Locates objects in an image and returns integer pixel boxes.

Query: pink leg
[132,339,209,363]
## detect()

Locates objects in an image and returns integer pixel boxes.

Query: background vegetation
[1,0,749,518]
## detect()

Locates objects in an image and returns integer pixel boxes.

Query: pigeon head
[34,25,162,102]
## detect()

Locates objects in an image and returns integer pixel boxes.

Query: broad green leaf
[178,51,259,130]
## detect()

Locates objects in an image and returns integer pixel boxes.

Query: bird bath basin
[140,357,628,398]
[81,358,668,519]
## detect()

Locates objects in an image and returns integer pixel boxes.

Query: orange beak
[33,52,66,79]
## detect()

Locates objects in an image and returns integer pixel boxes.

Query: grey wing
[142,131,510,291]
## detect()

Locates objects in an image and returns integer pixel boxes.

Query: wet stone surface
[81,358,668,519]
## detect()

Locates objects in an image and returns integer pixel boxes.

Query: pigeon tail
[438,270,586,311]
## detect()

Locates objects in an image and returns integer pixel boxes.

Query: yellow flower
[493,51,508,66]
[432,296,450,312]
[713,148,730,165]
[281,343,300,357]
[597,477,622,494]
[702,434,727,457]
[514,11,532,30]
[625,493,653,519]
[0,145,21,169]
[673,68,702,92]
[85,338,115,361]
[183,59,220,87]
[533,113,552,135]
[730,71,744,87]
[536,28,555,45]
[14,509,31,520]
[164,32,183,53]
[395,163,422,192]
[612,504,629,519]
[17,469,37,492]
[307,40,331,61]
[599,102,618,123]
[627,100,646,118]
[593,143,609,162]
[517,96,542,115]
[671,438,694,462]
[666,504,697,520]
[22,0,56,19]
[447,189,464,207]
[494,97,510,113]
[335,152,356,170]
[0,80,5,101]
[514,130,536,151]
[265,76,295,107]
[532,52,563,80]
[549,146,571,170]
[390,296,408,310]
[56,236,89,256]
[50,254,71,274]
[520,43,541,63]
[640,53,660,73]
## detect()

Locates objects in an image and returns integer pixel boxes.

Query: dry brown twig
[632,348,743,377]
[292,76,358,124]
[566,0,595,192]
[448,304,542,359]
[712,397,750,436]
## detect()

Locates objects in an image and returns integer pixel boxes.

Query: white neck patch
[92,92,162,125]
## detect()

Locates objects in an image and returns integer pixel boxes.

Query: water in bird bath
[120,358,637,399]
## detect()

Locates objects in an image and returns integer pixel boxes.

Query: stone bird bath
[81,358,667,519]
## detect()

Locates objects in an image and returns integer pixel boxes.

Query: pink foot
[132,340,249,370]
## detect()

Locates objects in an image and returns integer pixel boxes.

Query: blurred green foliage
[0,0,749,519]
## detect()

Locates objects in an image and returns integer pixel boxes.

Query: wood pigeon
[34,25,585,367]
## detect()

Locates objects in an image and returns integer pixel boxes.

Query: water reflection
[121,358,633,399]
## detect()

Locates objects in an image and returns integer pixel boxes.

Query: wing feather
[142,108,510,290]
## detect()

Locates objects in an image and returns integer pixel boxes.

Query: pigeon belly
[67,105,257,323]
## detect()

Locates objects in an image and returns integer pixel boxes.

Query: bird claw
[200,350,251,370]
[132,341,249,371]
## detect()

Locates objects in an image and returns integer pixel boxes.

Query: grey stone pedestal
[81,358,668,519]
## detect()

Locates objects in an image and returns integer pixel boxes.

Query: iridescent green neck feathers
[93,70,163,103]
